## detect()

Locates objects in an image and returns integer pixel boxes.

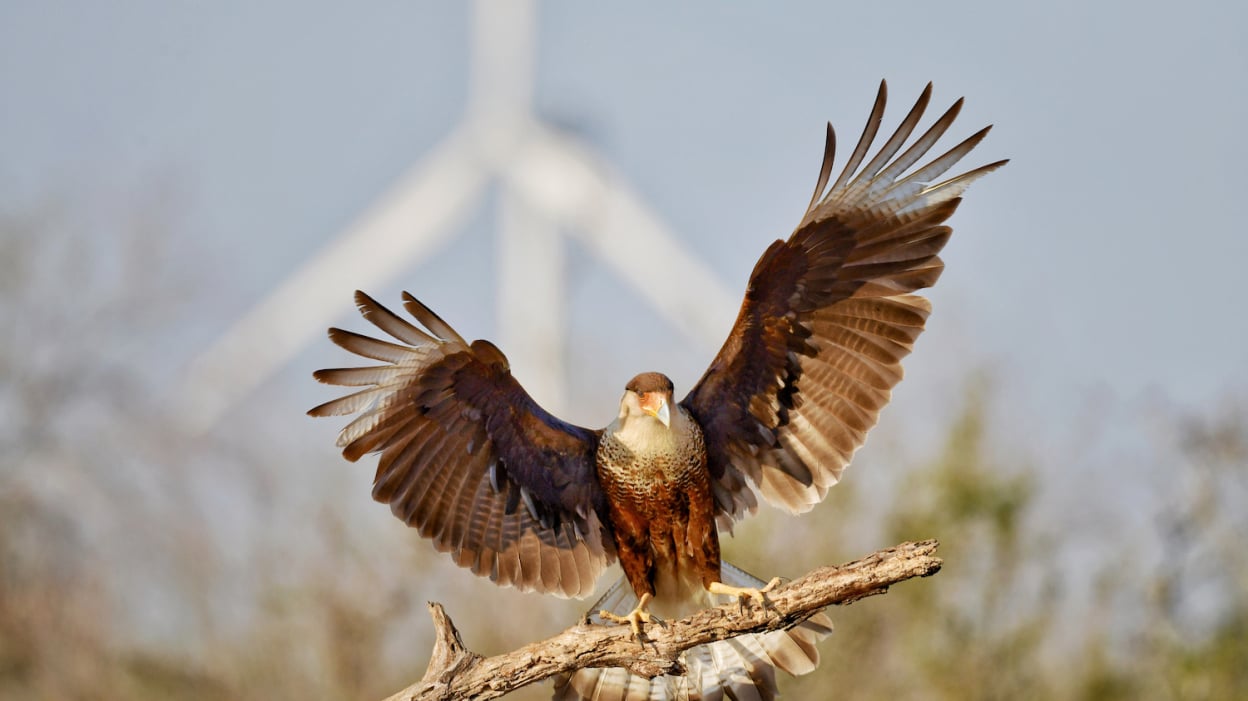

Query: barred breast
[597,402,708,514]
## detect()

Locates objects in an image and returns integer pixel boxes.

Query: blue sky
[3,1,1245,529]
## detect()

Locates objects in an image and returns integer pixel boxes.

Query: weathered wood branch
[384,539,941,701]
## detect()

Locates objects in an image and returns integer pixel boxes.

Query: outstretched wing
[682,81,1007,522]
[309,291,615,598]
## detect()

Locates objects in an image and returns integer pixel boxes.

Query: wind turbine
[181,0,736,432]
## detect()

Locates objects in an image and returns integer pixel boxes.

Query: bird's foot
[599,592,659,641]
[708,577,782,608]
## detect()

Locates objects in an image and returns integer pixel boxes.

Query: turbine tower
[182,0,736,432]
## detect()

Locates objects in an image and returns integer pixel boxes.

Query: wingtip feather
[402,291,468,345]
[806,122,837,213]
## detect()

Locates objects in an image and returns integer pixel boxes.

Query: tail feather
[553,565,832,700]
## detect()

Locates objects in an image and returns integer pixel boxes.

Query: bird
[309,80,1006,700]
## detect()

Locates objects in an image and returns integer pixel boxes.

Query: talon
[708,578,781,607]
[600,592,655,641]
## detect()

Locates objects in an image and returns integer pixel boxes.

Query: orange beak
[639,392,671,428]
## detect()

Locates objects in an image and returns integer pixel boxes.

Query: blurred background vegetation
[2,205,1245,701]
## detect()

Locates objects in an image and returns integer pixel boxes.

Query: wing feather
[875,97,963,186]
[354,290,436,346]
[805,123,837,213]
[827,80,889,194]
[401,291,468,346]
[324,327,414,363]
[394,429,461,529]
[848,82,931,189]
[683,82,1005,519]
[311,293,615,597]
[425,438,488,544]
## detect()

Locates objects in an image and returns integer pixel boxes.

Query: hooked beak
[640,393,671,428]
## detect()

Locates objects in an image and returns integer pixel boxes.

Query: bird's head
[619,372,674,429]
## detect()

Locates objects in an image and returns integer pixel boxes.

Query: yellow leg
[600,592,656,639]
[707,576,781,606]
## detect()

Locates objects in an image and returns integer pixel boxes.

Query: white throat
[609,404,692,457]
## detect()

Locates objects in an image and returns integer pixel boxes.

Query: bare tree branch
[385,539,942,701]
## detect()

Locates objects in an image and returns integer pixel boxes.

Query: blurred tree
[777,376,1056,700]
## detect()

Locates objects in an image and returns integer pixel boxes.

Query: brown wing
[681,81,1007,521]
[309,291,615,598]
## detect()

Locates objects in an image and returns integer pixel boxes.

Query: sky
[2,0,1246,586]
